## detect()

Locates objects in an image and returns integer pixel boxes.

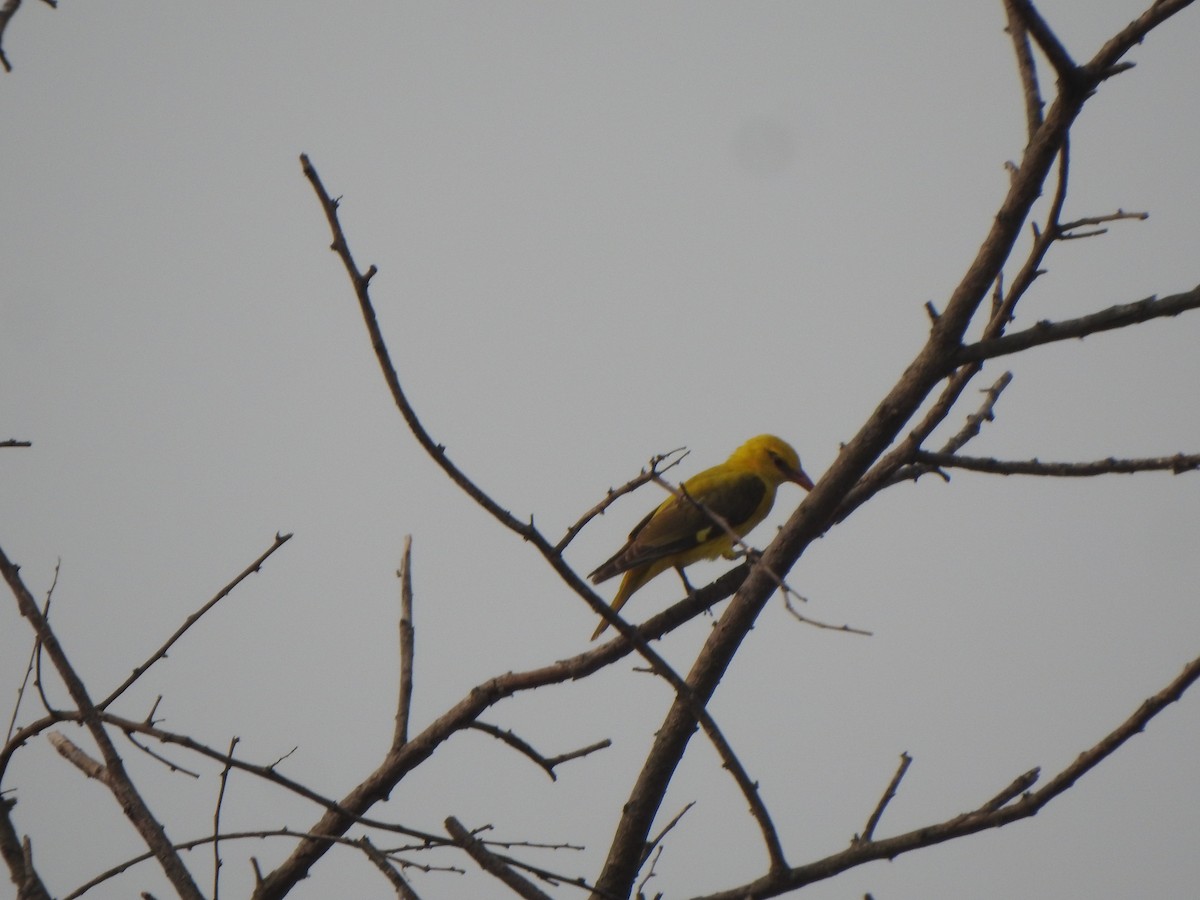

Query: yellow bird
[588,434,814,639]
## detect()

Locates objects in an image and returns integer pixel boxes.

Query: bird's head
[732,434,815,490]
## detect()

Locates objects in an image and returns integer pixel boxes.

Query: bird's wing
[589,470,766,582]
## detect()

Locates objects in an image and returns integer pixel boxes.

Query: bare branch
[298,153,702,692]
[357,837,422,900]
[641,801,694,869]
[0,799,52,900]
[0,546,205,899]
[124,729,202,778]
[6,561,57,744]
[914,450,1200,478]
[444,818,555,900]
[977,767,1040,813]
[99,533,293,711]
[555,448,688,554]
[63,828,451,900]
[691,653,1200,900]
[0,0,23,74]
[937,372,1013,456]
[637,845,666,900]
[297,152,805,891]
[1,801,51,897]
[1083,0,1196,85]
[47,731,105,780]
[957,285,1200,365]
[1002,0,1044,139]
[1058,208,1148,236]
[101,713,446,844]
[467,722,609,781]
[212,736,239,900]
[596,475,794,868]
[299,154,533,542]
[594,5,1196,894]
[393,535,415,751]
[780,593,873,637]
[1004,0,1078,82]
[857,752,911,843]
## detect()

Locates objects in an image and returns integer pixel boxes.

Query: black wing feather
[589,473,765,582]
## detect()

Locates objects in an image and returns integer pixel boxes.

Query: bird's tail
[590,568,646,640]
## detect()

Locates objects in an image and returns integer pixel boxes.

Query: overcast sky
[3,3,1199,899]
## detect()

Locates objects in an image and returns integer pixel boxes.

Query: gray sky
[3,3,1199,898]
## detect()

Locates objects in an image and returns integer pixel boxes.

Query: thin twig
[542,738,613,771]
[6,561,58,743]
[1003,0,1044,140]
[977,767,1040,813]
[296,153,790,886]
[0,546,205,899]
[598,5,1195,892]
[124,729,202,778]
[63,828,453,900]
[914,450,1200,478]
[780,594,873,637]
[937,373,1013,456]
[393,535,415,751]
[298,155,692,668]
[1058,208,1148,237]
[358,837,422,900]
[213,737,239,900]
[689,652,1200,900]
[636,845,666,900]
[640,801,695,868]
[101,713,445,841]
[99,533,293,711]
[444,818,554,900]
[858,753,912,843]
[466,722,609,781]
[555,448,688,554]
[1004,0,1079,82]
[0,0,24,74]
